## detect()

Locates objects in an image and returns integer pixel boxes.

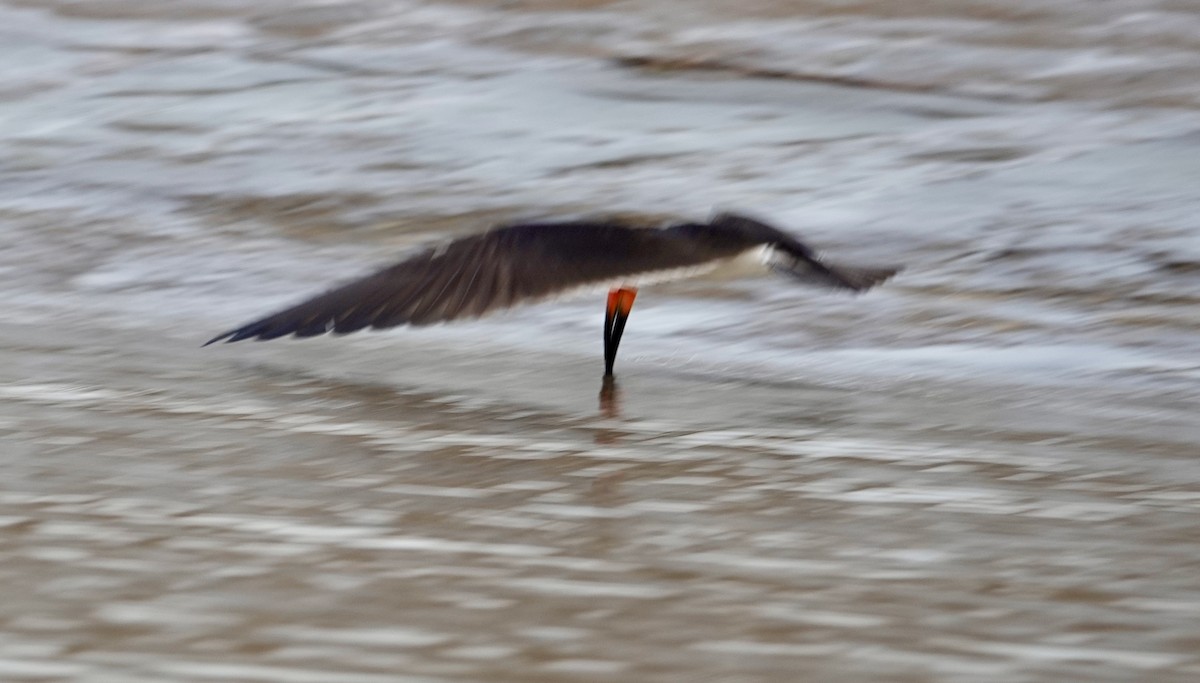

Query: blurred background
[3,1,1200,681]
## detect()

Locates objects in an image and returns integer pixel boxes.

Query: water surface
[2,1,1199,681]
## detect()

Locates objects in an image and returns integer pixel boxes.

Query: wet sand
[3,1,1200,681]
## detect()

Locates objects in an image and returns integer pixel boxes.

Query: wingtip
[202,327,252,346]
[771,259,903,293]
[845,264,903,292]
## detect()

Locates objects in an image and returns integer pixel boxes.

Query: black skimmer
[205,212,899,376]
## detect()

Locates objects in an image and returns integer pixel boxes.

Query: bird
[204,211,900,377]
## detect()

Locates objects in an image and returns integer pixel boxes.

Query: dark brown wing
[771,259,900,291]
[204,220,746,345]
[707,212,901,292]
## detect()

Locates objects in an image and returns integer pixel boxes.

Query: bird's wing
[769,257,900,292]
[204,220,722,345]
[708,212,900,292]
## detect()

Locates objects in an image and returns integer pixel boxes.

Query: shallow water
[2,1,1200,681]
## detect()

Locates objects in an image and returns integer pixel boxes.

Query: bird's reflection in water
[590,376,628,501]
[599,375,621,418]
[594,376,625,445]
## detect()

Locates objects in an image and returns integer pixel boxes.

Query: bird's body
[206,212,899,376]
